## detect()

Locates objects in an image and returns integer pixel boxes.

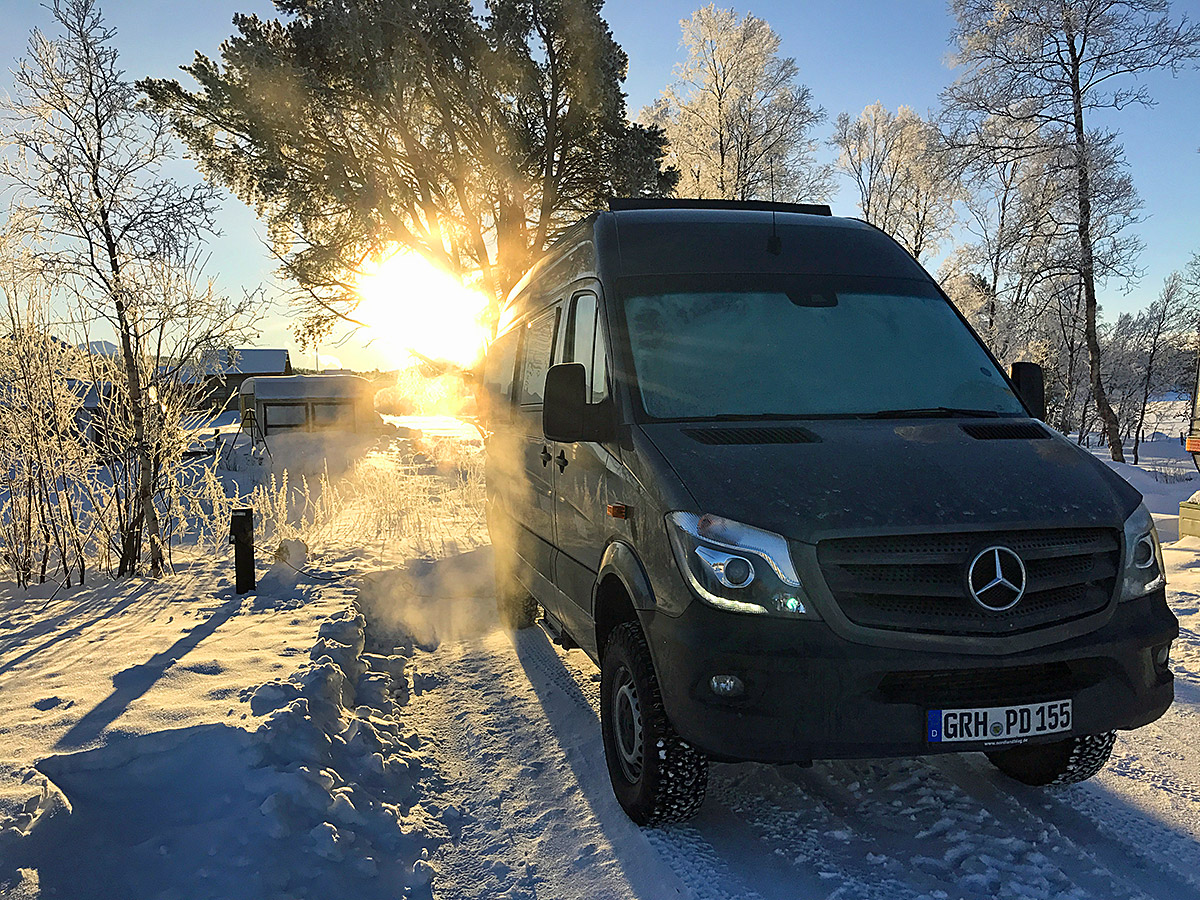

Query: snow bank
[243,605,446,896]
[1102,457,1196,516]
[1,597,446,899]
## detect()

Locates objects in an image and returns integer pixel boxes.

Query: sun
[353,249,491,370]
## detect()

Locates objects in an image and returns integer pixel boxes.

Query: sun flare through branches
[354,249,491,370]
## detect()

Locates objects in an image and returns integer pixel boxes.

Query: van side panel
[551,283,618,644]
[510,305,561,594]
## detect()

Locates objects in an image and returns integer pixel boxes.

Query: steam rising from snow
[358,548,499,651]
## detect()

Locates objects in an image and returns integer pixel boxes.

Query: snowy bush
[0,241,107,587]
[238,435,487,560]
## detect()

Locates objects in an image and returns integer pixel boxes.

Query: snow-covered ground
[2,428,1200,899]
[0,544,453,899]
[1086,436,1198,543]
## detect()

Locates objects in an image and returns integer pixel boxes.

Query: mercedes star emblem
[967,546,1027,611]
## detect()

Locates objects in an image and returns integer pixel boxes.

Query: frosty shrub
[251,469,343,552]
[0,268,100,587]
[236,434,486,561]
[166,463,243,558]
[1,0,259,578]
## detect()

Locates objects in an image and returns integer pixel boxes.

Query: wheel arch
[594,540,655,655]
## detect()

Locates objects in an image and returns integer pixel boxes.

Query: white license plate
[927,699,1072,743]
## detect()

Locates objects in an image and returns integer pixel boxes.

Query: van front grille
[816,528,1120,636]
[875,659,1110,707]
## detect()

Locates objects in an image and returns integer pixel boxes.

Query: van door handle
[555,450,569,472]
[540,446,552,466]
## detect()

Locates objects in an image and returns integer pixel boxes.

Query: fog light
[710,674,744,697]
[1154,643,1171,668]
[1134,536,1156,568]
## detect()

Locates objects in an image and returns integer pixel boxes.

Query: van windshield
[618,274,1025,420]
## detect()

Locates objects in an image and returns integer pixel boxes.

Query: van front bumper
[642,589,1177,763]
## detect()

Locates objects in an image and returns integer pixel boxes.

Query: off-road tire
[986,731,1117,786]
[600,621,708,825]
[496,579,537,630]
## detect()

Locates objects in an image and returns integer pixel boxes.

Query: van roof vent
[961,422,1050,440]
[683,426,821,445]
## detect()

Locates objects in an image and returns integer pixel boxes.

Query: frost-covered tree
[950,119,1062,358]
[1,0,256,576]
[643,5,833,202]
[1126,274,1198,461]
[831,103,960,262]
[1185,250,1200,301]
[941,0,1200,462]
[948,123,1142,378]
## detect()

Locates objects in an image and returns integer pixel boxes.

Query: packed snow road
[373,550,1200,900]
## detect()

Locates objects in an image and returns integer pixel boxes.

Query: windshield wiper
[856,407,1004,419]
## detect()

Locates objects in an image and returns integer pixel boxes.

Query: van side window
[566,291,609,404]
[568,293,596,369]
[591,310,609,405]
[483,328,519,404]
[517,307,559,406]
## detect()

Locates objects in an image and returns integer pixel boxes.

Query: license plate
[927,700,1072,743]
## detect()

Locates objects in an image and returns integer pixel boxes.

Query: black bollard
[230,507,256,593]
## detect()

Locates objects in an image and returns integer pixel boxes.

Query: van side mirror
[544,363,587,442]
[544,363,613,443]
[1010,362,1045,421]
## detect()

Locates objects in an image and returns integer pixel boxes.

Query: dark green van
[481,199,1177,825]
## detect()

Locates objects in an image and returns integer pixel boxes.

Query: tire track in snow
[936,753,1200,900]
[722,755,1111,900]
[398,627,691,900]
[702,763,930,900]
[385,609,1200,900]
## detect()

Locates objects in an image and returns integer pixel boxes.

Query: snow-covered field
[2,431,1199,899]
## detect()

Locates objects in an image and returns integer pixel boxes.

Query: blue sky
[2,0,1197,369]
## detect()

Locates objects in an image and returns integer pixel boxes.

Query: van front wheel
[986,731,1116,786]
[600,622,708,824]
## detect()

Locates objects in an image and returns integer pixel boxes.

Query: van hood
[641,420,1142,543]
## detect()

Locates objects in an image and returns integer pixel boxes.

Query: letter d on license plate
[927,699,1072,742]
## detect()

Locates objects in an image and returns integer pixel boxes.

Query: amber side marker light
[607,504,628,519]
[1186,437,1200,453]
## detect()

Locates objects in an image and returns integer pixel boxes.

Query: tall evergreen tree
[142,0,676,333]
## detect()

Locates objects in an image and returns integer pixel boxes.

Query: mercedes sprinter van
[481,199,1177,825]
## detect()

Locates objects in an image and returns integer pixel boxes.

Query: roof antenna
[766,160,782,255]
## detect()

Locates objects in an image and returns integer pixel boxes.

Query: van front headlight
[665,512,817,618]
[1119,503,1165,601]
